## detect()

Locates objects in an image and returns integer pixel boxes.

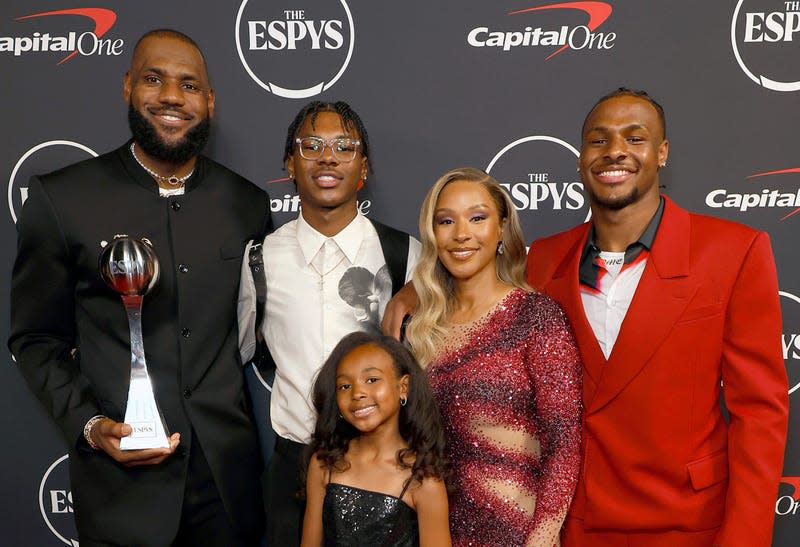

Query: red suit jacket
[527,196,788,547]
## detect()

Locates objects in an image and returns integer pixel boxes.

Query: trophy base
[119,421,170,450]
[120,377,171,450]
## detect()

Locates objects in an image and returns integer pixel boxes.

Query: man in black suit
[9,29,269,546]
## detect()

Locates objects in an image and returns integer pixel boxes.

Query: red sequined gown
[427,289,582,547]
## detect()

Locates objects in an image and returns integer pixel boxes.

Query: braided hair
[283,101,373,174]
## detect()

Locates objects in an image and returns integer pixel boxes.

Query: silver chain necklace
[130,142,194,186]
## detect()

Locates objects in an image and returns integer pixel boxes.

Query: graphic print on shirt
[338,264,391,329]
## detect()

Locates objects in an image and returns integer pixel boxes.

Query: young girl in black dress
[301,332,451,547]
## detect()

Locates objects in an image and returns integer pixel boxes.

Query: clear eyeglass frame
[294,137,361,162]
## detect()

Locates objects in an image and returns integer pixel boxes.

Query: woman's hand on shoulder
[381,281,418,339]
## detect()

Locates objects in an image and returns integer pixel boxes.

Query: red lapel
[541,225,608,406]
[586,196,698,414]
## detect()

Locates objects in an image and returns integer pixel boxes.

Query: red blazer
[527,196,788,547]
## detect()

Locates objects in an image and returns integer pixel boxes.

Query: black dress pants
[265,436,307,547]
[172,432,261,547]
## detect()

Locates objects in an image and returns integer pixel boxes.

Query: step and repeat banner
[1,1,798,545]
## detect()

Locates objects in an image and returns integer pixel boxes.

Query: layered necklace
[130,142,194,186]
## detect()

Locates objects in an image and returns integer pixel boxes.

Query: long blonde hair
[406,167,530,366]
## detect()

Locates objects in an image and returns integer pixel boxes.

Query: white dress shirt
[239,213,420,443]
[578,198,664,360]
[580,251,648,359]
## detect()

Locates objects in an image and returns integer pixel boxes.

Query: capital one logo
[235,0,354,99]
[8,141,98,223]
[776,476,800,515]
[781,291,800,395]
[467,1,615,59]
[705,166,800,220]
[731,0,800,91]
[39,454,79,546]
[264,175,370,226]
[486,135,591,239]
[1,8,121,64]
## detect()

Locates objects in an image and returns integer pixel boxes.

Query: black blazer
[9,142,270,545]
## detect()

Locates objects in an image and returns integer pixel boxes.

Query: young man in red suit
[526,88,789,547]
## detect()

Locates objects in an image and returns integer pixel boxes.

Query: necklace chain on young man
[310,239,347,278]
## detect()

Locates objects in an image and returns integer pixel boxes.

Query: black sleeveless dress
[322,483,419,547]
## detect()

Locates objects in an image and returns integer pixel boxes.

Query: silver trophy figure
[99,235,170,450]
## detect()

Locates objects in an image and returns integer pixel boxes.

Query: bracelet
[83,415,107,450]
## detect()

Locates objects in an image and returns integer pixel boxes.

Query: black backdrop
[1,1,798,545]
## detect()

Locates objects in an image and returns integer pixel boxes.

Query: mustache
[127,104,210,164]
[150,106,193,120]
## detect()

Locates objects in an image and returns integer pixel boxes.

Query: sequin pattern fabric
[323,483,419,547]
[428,289,582,547]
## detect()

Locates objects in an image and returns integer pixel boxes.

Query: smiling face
[286,111,368,217]
[579,95,669,211]
[335,343,409,436]
[124,35,214,164]
[433,180,505,284]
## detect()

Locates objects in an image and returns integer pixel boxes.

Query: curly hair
[308,331,450,492]
[405,167,531,365]
[282,100,373,174]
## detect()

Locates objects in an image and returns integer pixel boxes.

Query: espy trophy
[99,235,170,450]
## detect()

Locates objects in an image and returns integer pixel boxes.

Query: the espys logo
[467,1,615,59]
[781,290,800,396]
[235,0,354,99]
[1,8,121,64]
[705,167,800,220]
[486,135,591,239]
[39,454,79,546]
[8,141,98,223]
[731,0,800,92]
[776,476,800,516]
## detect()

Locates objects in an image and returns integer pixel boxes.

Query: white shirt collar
[296,212,368,265]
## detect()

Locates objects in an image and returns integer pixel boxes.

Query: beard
[588,185,640,211]
[128,104,210,164]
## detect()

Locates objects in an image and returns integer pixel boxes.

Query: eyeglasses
[295,137,361,162]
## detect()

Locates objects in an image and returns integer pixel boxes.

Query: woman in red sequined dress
[405,167,582,547]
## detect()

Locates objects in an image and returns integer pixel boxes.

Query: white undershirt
[158,186,185,197]
[580,251,648,359]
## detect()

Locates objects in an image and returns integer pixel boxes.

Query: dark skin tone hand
[380,281,418,339]
[90,418,180,467]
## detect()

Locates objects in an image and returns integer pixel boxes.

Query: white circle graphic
[486,135,592,223]
[731,0,800,92]
[38,454,78,547]
[235,0,355,99]
[8,140,98,223]
[780,290,800,395]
